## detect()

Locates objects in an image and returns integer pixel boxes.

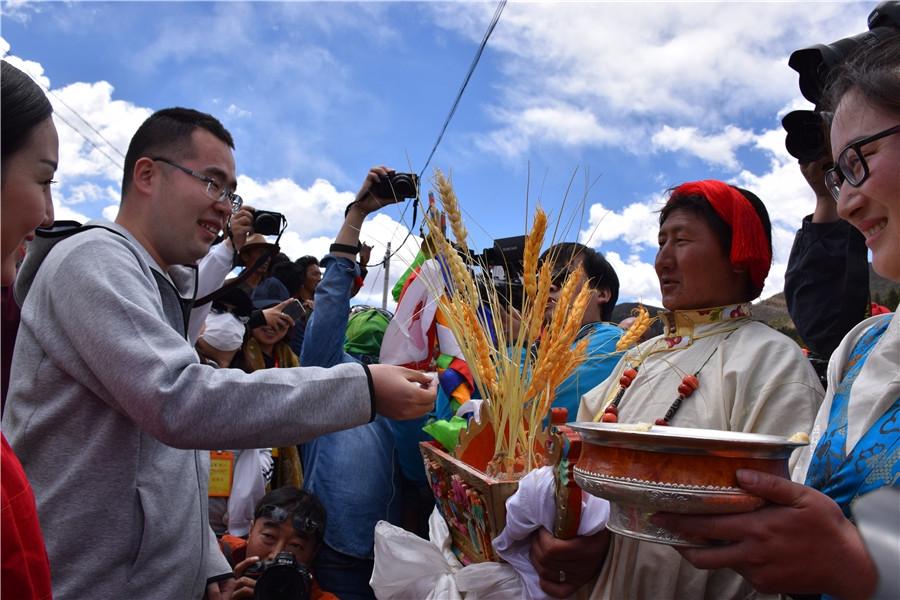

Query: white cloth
[189,240,235,344]
[225,448,269,537]
[201,311,246,352]
[371,508,524,600]
[578,306,823,600]
[379,260,442,366]
[456,399,485,424]
[493,466,610,600]
[793,312,900,481]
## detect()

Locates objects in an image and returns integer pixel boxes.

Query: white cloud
[1,41,51,89]
[52,200,89,224]
[579,195,665,252]
[478,104,622,159]
[651,125,756,170]
[0,1,39,24]
[59,181,119,205]
[101,204,119,222]
[603,251,661,307]
[226,104,251,119]
[50,80,150,185]
[434,2,872,158]
[236,176,351,239]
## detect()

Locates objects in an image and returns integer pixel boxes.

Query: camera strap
[193,219,287,307]
[193,246,278,307]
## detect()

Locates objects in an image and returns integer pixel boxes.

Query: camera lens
[254,214,280,236]
[782,110,829,162]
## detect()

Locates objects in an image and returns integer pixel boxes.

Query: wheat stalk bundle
[423,175,592,476]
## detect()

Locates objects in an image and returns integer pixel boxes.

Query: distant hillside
[871,266,900,310]
[752,264,899,345]
[611,302,665,337]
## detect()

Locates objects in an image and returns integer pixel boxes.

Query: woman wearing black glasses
[659,33,900,600]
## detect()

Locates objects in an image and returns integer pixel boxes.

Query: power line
[41,80,127,161]
[10,60,125,170]
[418,0,506,180]
[51,108,124,171]
[366,0,507,275]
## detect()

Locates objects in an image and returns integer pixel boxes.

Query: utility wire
[41,80,127,161]
[51,108,124,171]
[366,0,507,274]
[418,0,506,180]
[11,61,125,170]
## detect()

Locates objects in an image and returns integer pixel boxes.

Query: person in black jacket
[784,153,869,383]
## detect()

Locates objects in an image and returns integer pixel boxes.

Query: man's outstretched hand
[368,364,437,420]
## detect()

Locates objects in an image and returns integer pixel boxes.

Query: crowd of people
[1,20,898,600]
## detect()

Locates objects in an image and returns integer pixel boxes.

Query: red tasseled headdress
[669,180,771,292]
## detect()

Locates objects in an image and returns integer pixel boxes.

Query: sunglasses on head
[256,504,323,537]
[548,266,599,289]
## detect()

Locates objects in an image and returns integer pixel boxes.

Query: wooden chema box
[419,439,519,564]
[419,407,582,564]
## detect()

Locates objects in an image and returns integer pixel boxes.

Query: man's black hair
[254,486,326,544]
[539,242,620,322]
[1,60,53,171]
[121,107,234,198]
[659,186,772,300]
[271,262,305,297]
[295,255,320,286]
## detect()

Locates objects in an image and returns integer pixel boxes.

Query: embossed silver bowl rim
[568,422,807,459]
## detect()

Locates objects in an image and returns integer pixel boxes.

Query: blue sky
[1,1,875,308]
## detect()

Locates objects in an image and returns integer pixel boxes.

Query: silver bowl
[568,422,808,546]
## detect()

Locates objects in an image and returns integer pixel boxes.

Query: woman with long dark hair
[1,58,57,600]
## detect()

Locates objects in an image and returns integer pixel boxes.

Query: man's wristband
[330,242,361,254]
[360,362,376,422]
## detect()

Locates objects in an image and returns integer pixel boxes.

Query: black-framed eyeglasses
[152,156,243,213]
[824,124,900,201]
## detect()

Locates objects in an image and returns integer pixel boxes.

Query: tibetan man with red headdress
[515,181,824,600]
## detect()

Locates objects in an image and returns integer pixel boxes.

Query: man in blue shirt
[299,167,405,600]
[539,242,623,419]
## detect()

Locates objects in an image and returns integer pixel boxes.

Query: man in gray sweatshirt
[2,107,436,600]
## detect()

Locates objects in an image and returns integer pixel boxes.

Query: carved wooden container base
[420,441,520,564]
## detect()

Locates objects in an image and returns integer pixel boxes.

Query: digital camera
[784,1,900,160]
[244,551,312,600]
[370,172,419,200]
[253,210,287,236]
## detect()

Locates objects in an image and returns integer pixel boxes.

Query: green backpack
[344,306,393,363]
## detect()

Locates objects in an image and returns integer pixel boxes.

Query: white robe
[578,305,824,600]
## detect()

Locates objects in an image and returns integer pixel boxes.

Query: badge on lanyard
[208,451,235,497]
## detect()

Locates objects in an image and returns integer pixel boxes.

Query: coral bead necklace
[599,330,734,426]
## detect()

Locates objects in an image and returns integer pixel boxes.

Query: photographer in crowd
[3,107,437,600]
[783,143,870,382]
[300,166,413,599]
[222,486,336,600]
